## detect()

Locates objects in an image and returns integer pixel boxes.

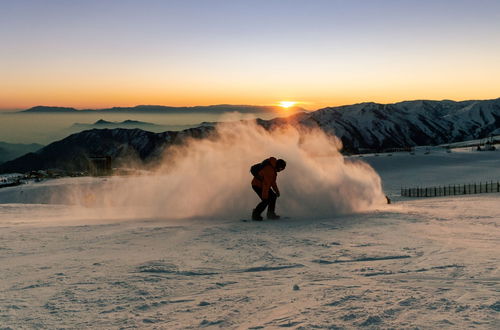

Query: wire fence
[401,181,500,197]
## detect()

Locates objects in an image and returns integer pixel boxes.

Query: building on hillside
[89,156,112,176]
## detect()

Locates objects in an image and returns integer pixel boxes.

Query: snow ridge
[292,98,500,152]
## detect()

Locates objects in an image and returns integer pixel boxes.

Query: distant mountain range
[0,142,44,165]
[1,98,499,173]
[21,104,303,114]
[71,119,161,130]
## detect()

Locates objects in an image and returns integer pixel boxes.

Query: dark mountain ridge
[21,104,303,114]
[0,142,44,165]
[71,119,159,129]
[0,127,214,173]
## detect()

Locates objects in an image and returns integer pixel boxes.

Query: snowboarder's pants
[252,185,277,215]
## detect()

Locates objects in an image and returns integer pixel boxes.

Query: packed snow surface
[0,148,499,328]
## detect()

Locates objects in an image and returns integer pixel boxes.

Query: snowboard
[241,216,290,222]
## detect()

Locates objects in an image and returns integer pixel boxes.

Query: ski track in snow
[1,149,499,329]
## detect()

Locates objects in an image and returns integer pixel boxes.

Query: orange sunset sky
[1,0,499,110]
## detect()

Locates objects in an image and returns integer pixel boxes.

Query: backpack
[250,158,271,179]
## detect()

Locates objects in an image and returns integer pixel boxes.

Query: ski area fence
[401,181,500,197]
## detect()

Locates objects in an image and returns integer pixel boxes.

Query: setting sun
[278,101,297,108]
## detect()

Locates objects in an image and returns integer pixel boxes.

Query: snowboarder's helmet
[276,159,286,171]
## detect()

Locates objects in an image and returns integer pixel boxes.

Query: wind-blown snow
[0,120,386,220]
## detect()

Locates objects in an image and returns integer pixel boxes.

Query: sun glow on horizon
[278,101,297,109]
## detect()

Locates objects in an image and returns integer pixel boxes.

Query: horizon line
[1,96,500,112]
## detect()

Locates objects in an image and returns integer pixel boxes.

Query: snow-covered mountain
[290,98,500,152]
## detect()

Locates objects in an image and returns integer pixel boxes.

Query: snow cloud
[79,117,386,219]
[6,117,386,221]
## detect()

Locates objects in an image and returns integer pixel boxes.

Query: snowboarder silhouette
[250,157,286,221]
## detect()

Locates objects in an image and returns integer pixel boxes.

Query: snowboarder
[250,157,286,221]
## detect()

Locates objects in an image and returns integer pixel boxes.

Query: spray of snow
[2,118,386,220]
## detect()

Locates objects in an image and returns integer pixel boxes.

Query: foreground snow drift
[0,195,498,329]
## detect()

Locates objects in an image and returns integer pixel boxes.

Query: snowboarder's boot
[252,209,263,221]
[267,212,281,220]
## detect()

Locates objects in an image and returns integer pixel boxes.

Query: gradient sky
[1,0,499,110]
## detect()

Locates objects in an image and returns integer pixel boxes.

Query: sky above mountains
[1,0,499,110]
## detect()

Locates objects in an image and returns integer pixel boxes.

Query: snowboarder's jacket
[251,157,280,200]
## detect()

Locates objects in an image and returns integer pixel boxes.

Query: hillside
[0,127,213,173]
